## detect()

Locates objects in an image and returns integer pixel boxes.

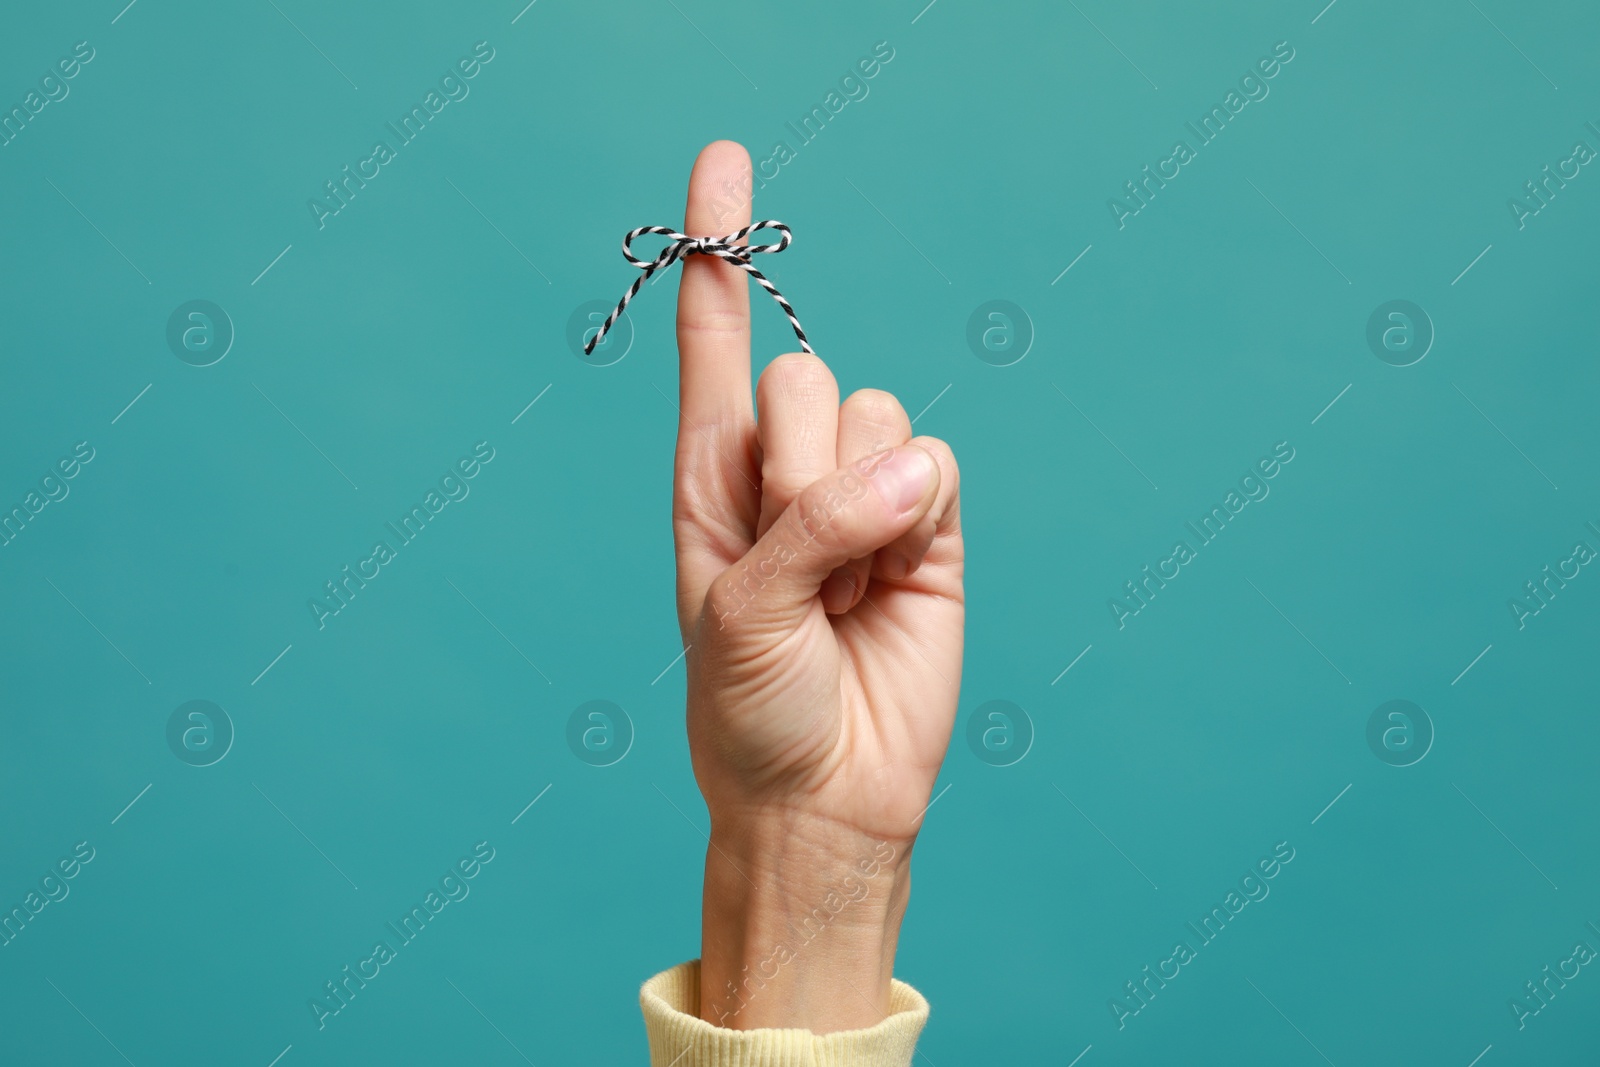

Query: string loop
[585,221,811,356]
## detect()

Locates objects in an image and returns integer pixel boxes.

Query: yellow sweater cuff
[640,960,929,1067]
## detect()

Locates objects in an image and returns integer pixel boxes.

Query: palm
[668,142,963,845]
[678,458,963,840]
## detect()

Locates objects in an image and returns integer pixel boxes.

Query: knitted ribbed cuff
[640,960,929,1067]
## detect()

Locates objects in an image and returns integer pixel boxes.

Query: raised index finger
[676,140,755,432]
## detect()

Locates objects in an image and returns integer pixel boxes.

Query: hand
[670,142,964,1032]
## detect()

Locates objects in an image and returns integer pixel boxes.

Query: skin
[671,140,965,1032]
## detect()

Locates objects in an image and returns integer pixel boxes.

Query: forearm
[699,811,912,1032]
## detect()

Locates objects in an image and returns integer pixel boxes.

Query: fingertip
[687,141,753,233]
[908,437,958,501]
[863,444,940,518]
[699,139,750,163]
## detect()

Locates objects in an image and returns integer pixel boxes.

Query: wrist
[698,808,912,1032]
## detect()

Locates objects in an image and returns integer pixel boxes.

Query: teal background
[2,0,1598,1063]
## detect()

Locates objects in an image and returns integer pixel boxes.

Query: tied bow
[584,221,812,356]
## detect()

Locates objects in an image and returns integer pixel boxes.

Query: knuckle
[677,306,750,339]
[759,465,818,505]
[843,388,910,434]
[759,352,835,398]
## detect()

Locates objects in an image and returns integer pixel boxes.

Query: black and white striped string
[584,221,812,356]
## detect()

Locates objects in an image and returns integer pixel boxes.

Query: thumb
[703,445,940,632]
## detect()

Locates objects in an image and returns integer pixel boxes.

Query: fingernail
[881,550,910,581]
[866,447,935,514]
[821,570,856,613]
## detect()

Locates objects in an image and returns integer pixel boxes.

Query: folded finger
[755,352,839,539]
[829,389,912,611]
